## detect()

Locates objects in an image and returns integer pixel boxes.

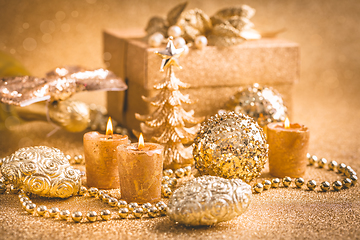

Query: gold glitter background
[1,0,360,239]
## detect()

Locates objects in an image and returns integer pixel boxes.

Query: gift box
[104,29,300,133]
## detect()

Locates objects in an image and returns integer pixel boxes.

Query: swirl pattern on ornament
[1,146,81,198]
[167,175,252,226]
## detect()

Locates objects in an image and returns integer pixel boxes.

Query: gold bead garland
[161,166,192,198]
[0,166,192,223]
[250,154,358,194]
[14,187,168,223]
[65,154,85,165]
[1,153,357,224]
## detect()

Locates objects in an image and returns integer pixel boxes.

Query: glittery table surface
[1,0,360,237]
[0,81,360,240]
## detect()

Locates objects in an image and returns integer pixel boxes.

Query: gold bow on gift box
[146,2,269,47]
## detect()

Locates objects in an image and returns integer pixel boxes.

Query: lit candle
[117,133,164,203]
[267,117,310,178]
[84,117,128,189]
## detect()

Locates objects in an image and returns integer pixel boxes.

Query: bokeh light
[23,38,37,51]
[40,20,56,34]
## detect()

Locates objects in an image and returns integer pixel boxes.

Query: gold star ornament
[155,37,184,71]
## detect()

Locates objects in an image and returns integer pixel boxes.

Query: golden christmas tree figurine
[134,37,204,169]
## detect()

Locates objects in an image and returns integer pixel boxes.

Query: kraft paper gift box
[104,29,299,133]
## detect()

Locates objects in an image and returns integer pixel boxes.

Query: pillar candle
[267,118,310,178]
[84,117,128,189]
[117,134,164,203]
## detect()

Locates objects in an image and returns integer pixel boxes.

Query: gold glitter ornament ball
[221,83,287,127]
[193,111,268,182]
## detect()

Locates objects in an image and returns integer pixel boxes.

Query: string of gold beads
[65,154,84,165]
[6,152,356,225]
[161,166,192,198]
[81,186,168,221]
[252,154,357,193]
[3,166,192,223]
[15,187,168,223]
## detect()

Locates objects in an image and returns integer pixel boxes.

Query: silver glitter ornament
[193,111,268,182]
[1,146,81,198]
[167,175,252,226]
[221,83,287,127]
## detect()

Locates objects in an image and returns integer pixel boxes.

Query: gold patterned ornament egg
[193,111,268,182]
[167,175,252,226]
[0,146,81,198]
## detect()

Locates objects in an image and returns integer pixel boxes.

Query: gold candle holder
[117,134,164,204]
[84,117,128,189]
[267,118,310,178]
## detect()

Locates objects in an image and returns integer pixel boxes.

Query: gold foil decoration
[211,5,256,21]
[208,5,261,46]
[145,3,261,46]
[0,66,127,132]
[145,16,168,37]
[12,99,90,132]
[167,175,252,226]
[193,111,268,183]
[0,66,127,107]
[1,146,81,198]
[1,98,128,133]
[134,39,204,169]
[145,2,188,37]
[176,8,212,41]
[221,83,288,127]
[167,2,188,27]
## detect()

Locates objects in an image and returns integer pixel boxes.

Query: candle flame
[138,133,145,150]
[106,117,113,135]
[284,117,290,129]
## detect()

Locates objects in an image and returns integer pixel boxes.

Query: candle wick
[108,135,113,140]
